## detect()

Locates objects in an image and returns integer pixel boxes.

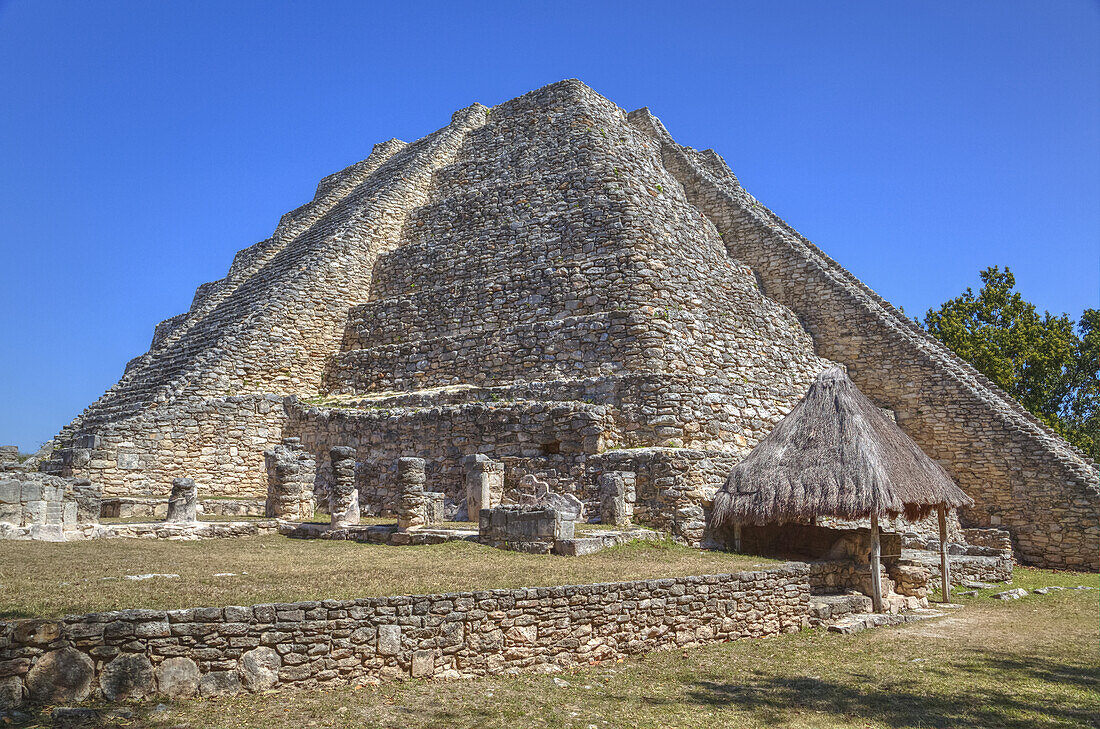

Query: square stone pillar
[462,454,504,521]
[598,471,635,527]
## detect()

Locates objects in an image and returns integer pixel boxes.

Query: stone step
[345,251,639,349]
[325,310,665,394]
[553,528,663,556]
[827,609,944,634]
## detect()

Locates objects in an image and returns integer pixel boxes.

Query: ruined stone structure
[42,80,1097,568]
[0,473,99,539]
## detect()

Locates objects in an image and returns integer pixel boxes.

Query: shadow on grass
[683,651,1100,728]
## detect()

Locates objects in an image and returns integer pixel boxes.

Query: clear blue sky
[1,1,1097,452]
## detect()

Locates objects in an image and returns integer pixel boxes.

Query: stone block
[21,501,46,525]
[377,624,401,655]
[25,648,94,704]
[411,650,433,678]
[425,492,445,526]
[99,653,154,702]
[199,669,241,697]
[0,480,19,504]
[463,454,504,519]
[0,675,21,710]
[598,471,635,526]
[155,656,200,699]
[238,646,281,692]
[19,482,42,502]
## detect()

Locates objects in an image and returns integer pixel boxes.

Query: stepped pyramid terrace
[23,79,1097,570]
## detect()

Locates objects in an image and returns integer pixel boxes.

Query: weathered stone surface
[165,478,197,523]
[0,675,22,710]
[25,648,94,704]
[155,656,200,699]
[463,454,503,519]
[199,670,241,697]
[238,647,281,692]
[377,624,401,656]
[411,650,433,678]
[14,619,61,645]
[480,505,575,552]
[992,588,1028,600]
[99,653,154,701]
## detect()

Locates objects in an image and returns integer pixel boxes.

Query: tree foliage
[924,266,1099,461]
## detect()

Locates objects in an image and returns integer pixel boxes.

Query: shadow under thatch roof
[712,367,973,530]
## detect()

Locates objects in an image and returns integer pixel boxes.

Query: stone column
[598,471,635,527]
[264,438,316,521]
[462,454,504,521]
[396,457,426,531]
[328,446,360,528]
[165,478,198,523]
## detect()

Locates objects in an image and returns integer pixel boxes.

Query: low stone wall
[0,564,809,708]
[902,551,1013,586]
[0,473,99,540]
[101,497,267,520]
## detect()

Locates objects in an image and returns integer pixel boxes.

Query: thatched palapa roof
[712,367,974,528]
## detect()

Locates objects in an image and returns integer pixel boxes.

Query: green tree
[924,266,1099,461]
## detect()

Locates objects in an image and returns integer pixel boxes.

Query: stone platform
[1,520,280,541]
[281,519,664,556]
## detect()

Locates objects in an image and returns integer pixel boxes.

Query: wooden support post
[732,523,742,553]
[870,514,883,613]
[938,505,952,604]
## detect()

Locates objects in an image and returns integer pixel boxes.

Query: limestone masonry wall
[626,108,1099,570]
[0,564,808,707]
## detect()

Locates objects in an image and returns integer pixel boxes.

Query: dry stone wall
[627,107,1099,570]
[0,564,809,708]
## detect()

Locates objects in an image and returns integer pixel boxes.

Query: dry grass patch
[0,537,776,619]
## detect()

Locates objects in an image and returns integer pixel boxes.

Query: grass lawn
[0,537,776,619]
[115,566,1098,729]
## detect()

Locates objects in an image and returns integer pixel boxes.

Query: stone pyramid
[45,80,1097,568]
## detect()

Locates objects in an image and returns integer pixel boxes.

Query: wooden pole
[870,514,883,613]
[938,505,952,604]
[733,523,742,552]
